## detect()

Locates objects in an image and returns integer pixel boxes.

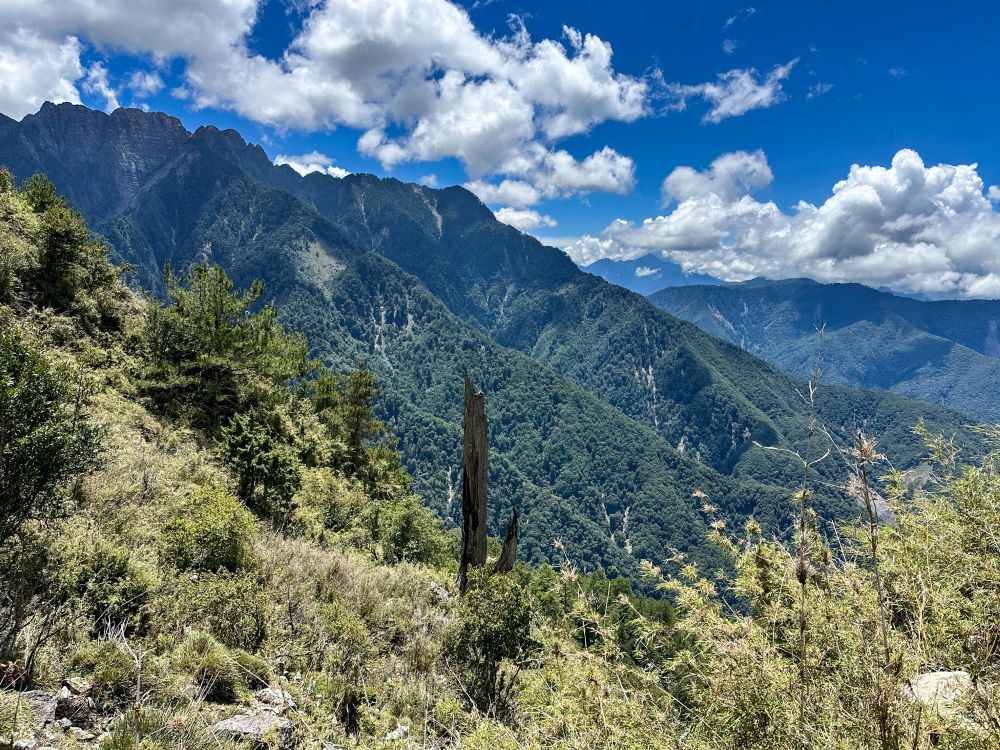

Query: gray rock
[254,688,296,714]
[60,678,89,696]
[385,724,408,741]
[56,719,71,731]
[211,712,295,750]
[907,670,972,719]
[12,738,36,750]
[256,688,282,705]
[20,692,57,725]
[428,581,450,602]
[54,688,96,729]
[67,727,96,742]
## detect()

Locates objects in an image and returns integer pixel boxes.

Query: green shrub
[290,468,366,538]
[320,600,373,681]
[73,543,157,635]
[0,690,36,742]
[445,569,533,717]
[171,631,241,703]
[159,486,258,573]
[375,494,455,567]
[0,328,100,544]
[146,571,269,653]
[190,573,269,652]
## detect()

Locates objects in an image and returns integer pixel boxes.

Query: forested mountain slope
[0,103,981,578]
[650,278,1000,422]
[252,136,979,484]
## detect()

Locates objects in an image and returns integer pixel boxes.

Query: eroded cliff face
[0,102,189,221]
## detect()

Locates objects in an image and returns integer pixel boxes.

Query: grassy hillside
[650,279,1000,422]
[2,171,999,748]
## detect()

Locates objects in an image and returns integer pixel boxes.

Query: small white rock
[256,688,285,706]
[67,727,96,742]
[385,724,408,741]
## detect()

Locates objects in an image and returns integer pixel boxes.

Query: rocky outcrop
[19,692,56,726]
[211,711,295,750]
[0,102,189,222]
[53,680,97,729]
[906,670,972,718]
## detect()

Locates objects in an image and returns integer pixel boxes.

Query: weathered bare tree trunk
[459,372,488,594]
[492,509,519,574]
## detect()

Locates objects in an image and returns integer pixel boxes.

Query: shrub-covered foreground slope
[650,278,1000,423]
[3,172,1000,749]
[0,103,982,582]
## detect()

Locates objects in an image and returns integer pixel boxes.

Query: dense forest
[3,171,1000,749]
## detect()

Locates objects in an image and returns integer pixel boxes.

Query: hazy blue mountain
[580,254,723,294]
[650,278,1000,422]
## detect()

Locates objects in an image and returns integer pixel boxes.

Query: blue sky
[2,0,1000,297]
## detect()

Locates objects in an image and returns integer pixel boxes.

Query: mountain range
[0,102,980,581]
[580,254,722,295]
[650,278,1000,423]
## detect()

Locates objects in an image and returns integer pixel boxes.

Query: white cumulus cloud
[565,149,1000,298]
[0,27,82,119]
[82,61,118,111]
[274,151,351,178]
[467,143,635,207]
[495,207,557,230]
[128,70,164,98]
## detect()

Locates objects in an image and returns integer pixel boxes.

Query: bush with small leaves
[72,543,158,636]
[374,494,456,567]
[193,573,270,652]
[70,640,138,709]
[290,468,366,539]
[158,486,258,573]
[445,568,533,717]
[0,329,100,545]
[232,649,272,690]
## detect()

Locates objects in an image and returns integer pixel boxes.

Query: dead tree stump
[492,508,519,574]
[459,372,488,594]
[459,373,519,594]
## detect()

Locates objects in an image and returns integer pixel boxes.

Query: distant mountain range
[649,278,1000,423]
[580,254,722,294]
[0,103,981,581]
